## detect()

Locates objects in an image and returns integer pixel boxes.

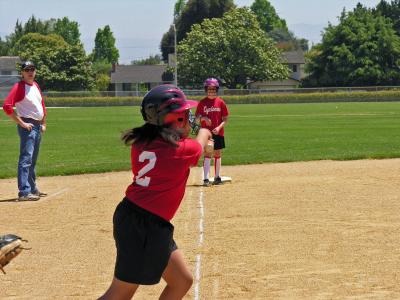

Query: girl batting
[98,85,212,300]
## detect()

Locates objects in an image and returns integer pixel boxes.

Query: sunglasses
[23,68,36,72]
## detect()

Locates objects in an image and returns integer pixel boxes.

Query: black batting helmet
[141,84,198,127]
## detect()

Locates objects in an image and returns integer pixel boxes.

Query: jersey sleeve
[2,82,23,115]
[178,138,203,168]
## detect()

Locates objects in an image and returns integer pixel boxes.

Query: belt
[21,117,42,126]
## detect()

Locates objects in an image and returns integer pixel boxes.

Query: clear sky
[0,0,382,63]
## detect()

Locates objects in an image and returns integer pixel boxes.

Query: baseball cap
[21,61,35,70]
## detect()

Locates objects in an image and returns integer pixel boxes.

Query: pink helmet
[203,78,219,91]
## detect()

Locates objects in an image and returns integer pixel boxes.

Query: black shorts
[212,134,225,150]
[113,198,177,285]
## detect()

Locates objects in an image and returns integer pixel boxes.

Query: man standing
[2,61,47,201]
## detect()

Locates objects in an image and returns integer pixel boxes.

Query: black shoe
[203,179,211,187]
[213,177,222,185]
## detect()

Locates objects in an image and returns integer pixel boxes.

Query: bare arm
[212,116,228,135]
[220,116,228,128]
[40,115,46,132]
[196,128,212,149]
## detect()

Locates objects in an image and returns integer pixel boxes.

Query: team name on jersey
[204,106,221,114]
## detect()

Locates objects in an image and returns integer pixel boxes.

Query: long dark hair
[121,123,184,147]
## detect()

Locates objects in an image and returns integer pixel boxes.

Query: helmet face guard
[141,85,197,129]
[203,78,219,92]
[163,110,189,128]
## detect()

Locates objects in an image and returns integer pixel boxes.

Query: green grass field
[1,102,399,179]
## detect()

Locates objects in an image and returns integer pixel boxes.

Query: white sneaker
[17,193,40,201]
[32,190,47,197]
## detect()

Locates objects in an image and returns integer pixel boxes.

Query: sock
[203,157,211,180]
[214,156,221,178]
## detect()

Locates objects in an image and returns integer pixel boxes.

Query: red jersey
[125,137,202,221]
[195,97,229,136]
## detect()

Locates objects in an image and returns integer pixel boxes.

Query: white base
[209,176,232,183]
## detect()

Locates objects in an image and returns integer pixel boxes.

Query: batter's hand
[40,124,46,133]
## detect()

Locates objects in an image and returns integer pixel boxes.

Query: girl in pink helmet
[195,78,229,186]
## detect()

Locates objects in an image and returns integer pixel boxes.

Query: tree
[303,4,400,87]
[92,59,112,74]
[176,0,235,42]
[374,0,400,36]
[53,17,81,45]
[92,59,112,91]
[269,28,308,51]
[131,54,163,65]
[162,67,175,82]
[208,0,236,19]
[250,0,287,32]
[12,32,66,55]
[250,0,308,51]
[25,15,51,33]
[15,33,94,91]
[160,26,175,62]
[0,37,8,56]
[160,0,235,61]
[92,25,119,64]
[174,0,187,20]
[94,73,111,91]
[3,16,52,55]
[178,8,289,88]
[2,15,83,55]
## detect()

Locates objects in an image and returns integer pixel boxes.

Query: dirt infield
[1,159,400,299]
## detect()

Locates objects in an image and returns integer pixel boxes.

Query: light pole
[172,23,178,86]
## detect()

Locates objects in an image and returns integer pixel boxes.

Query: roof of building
[0,56,21,70]
[111,64,167,83]
[282,51,305,64]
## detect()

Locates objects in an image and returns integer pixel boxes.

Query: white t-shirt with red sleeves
[2,80,46,121]
[195,97,229,136]
[125,137,203,221]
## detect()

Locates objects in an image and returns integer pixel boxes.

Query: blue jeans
[17,124,42,197]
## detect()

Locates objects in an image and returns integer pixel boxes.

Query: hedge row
[44,96,142,107]
[222,90,400,104]
[43,90,400,107]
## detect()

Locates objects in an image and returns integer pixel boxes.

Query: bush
[44,96,142,107]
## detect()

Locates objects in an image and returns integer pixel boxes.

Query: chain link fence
[32,85,400,98]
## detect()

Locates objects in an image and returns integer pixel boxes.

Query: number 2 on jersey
[135,151,157,187]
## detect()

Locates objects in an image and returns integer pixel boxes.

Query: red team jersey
[125,137,202,221]
[195,97,229,136]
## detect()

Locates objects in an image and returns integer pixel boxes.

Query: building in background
[0,56,21,98]
[248,50,306,89]
[110,64,172,95]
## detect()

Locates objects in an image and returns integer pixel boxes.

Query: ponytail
[121,123,183,147]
